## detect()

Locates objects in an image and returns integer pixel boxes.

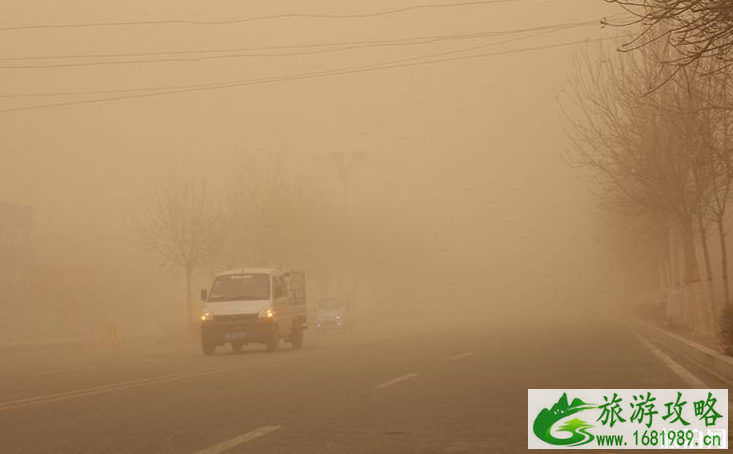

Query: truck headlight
[258,308,275,319]
[200,311,214,322]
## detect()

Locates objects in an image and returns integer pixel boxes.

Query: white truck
[199,268,307,356]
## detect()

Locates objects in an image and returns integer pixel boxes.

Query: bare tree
[137,176,222,336]
[560,38,717,333]
[226,154,268,266]
[702,67,733,309]
[224,152,305,267]
[664,59,733,312]
[671,64,718,308]
[607,0,733,68]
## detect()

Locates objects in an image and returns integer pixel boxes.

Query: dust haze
[2,2,709,453]
[0,1,627,341]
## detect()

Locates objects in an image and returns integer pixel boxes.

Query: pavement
[0,311,728,453]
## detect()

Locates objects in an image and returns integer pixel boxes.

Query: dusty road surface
[0,312,726,454]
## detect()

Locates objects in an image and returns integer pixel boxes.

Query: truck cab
[199,268,306,355]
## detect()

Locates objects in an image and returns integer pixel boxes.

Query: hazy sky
[0,1,625,306]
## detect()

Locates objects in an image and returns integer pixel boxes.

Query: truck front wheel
[202,340,216,356]
[290,321,304,349]
[266,325,279,352]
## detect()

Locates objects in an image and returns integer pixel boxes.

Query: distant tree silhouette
[137,176,222,336]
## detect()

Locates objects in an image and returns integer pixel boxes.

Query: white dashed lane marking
[450,352,472,361]
[31,366,95,377]
[192,426,281,454]
[374,373,419,389]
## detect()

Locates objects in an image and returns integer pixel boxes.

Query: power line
[0,23,597,99]
[0,0,558,34]
[0,36,616,114]
[1,13,627,63]
[0,19,604,69]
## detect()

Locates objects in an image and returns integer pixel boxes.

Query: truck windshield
[208,273,270,302]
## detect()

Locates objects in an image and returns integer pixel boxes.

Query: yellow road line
[1,357,283,412]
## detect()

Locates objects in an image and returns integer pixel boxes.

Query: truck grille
[213,313,258,322]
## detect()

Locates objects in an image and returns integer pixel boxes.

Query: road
[0,311,728,453]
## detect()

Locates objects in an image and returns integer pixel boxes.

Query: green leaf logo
[533,393,597,446]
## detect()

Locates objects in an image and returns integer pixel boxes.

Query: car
[316,296,353,332]
[199,267,307,355]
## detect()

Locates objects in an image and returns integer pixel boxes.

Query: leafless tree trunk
[712,70,733,310]
[696,213,716,302]
[184,265,193,334]
[716,217,731,307]
[680,214,713,332]
[136,175,222,338]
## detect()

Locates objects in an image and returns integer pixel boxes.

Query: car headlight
[258,307,275,319]
[200,310,214,322]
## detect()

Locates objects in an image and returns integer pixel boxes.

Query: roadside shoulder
[631,319,733,388]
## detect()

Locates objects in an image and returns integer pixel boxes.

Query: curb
[633,319,733,387]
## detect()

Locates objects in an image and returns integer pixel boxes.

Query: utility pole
[317,150,365,210]
[316,150,365,302]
